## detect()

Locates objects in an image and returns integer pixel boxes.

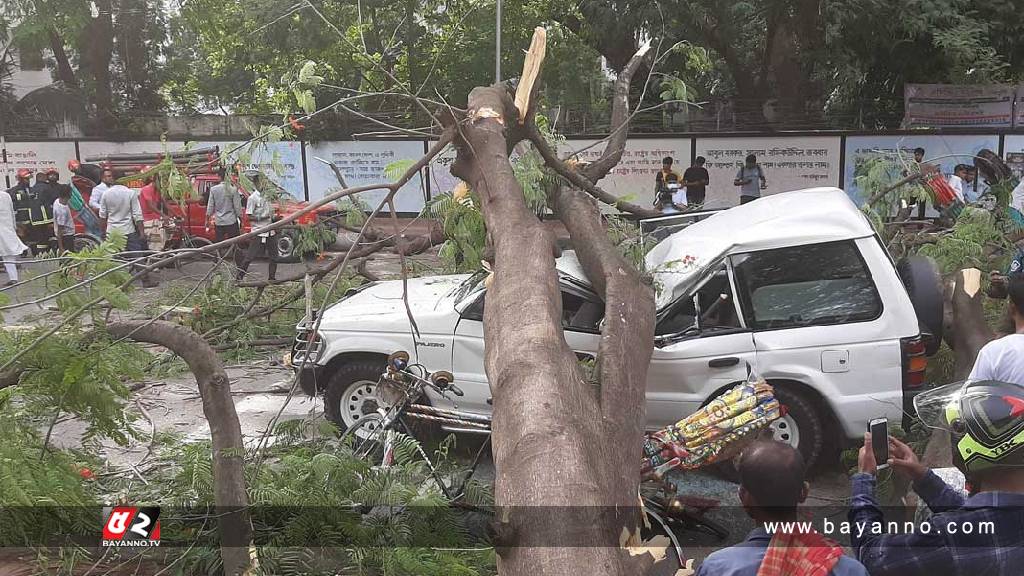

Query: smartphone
[868,418,889,470]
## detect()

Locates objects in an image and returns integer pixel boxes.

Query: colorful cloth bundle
[641,378,781,479]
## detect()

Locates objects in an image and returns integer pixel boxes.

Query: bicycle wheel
[340,414,392,466]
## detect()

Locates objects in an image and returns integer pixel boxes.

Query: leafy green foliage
[293,224,338,257]
[606,215,656,275]
[161,275,360,358]
[114,426,494,575]
[427,118,567,273]
[918,207,1009,273]
[0,330,148,447]
[0,417,98,545]
[426,191,487,273]
[49,233,133,314]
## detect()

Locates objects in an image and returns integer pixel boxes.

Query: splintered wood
[514,26,547,123]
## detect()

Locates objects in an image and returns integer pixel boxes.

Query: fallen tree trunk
[106,321,252,576]
[894,268,998,514]
[925,269,995,468]
[449,29,660,576]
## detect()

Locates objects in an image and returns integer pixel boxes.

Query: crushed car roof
[645,187,876,307]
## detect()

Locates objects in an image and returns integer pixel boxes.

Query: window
[655,264,743,337]
[461,285,604,332]
[732,240,881,330]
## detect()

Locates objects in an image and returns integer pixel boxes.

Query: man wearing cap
[6,169,33,240]
[16,171,56,254]
[68,159,103,186]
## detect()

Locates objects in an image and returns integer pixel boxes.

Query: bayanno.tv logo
[101,506,161,547]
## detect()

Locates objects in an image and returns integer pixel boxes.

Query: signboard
[427,143,459,199]
[2,141,78,185]
[305,140,427,212]
[694,136,841,208]
[191,140,305,201]
[1016,85,1024,128]
[904,84,1015,128]
[560,138,690,207]
[844,134,1000,205]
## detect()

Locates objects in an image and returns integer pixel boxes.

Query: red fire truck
[71,146,338,261]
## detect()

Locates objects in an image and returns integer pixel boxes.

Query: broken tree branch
[106,321,251,576]
[582,43,653,183]
[528,124,659,218]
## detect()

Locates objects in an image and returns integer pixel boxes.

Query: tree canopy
[4,0,1023,132]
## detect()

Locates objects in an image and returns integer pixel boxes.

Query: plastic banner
[904,84,1015,128]
[844,134,1000,205]
[305,140,427,212]
[695,136,841,208]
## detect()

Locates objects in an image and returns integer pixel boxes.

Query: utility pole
[495,0,502,83]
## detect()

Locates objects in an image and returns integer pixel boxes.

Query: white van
[292,188,942,467]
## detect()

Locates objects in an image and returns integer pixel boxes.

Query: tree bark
[450,32,660,576]
[46,28,77,87]
[80,0,115,119]
[913,269,995,492]
[951,268,995,379]
[106,321,252,576]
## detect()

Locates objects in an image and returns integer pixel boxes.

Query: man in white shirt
[99,175,158,287]
[948,164,968,203]
[969,275,1024,386]
[1010,178,1024,219]
[237,187,278,281]
[53,186,77,253]
[89,169,115,213]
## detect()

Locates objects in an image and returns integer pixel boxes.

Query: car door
[645,261,756,430]
[730,239,899,439]
[451,279,603,414]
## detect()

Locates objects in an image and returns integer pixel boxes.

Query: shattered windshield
[451,270,489,303]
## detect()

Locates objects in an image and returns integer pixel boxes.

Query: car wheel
[705,383,825,479]
[896,255,944,355]
[273,228,300,263]
[73,234,100,252]
[324,359,389,434]
[770,385,824,469]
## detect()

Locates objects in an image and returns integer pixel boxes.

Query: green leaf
[94,278,131,310]
[384,159,416,181]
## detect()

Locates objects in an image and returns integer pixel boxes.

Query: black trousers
[740,195,758,205]
[214,223,240,242]
[215,223,243,268]
[237,233,277,281]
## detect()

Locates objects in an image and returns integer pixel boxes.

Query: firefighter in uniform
[6,168,33,242]
[25,170,56,254]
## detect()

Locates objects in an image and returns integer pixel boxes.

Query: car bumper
[284,351,325,397]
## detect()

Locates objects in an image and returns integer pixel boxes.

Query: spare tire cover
[896,255,944,355]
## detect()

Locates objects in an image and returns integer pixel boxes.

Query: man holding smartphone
[848,381,1024,576]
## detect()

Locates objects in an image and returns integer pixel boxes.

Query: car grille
[291,328,324,365]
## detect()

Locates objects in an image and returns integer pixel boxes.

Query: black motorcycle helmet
[915,380,1024,476]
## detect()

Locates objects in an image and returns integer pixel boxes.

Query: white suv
[291,188,942,467]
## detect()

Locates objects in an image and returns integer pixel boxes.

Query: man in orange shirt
[138,170,165,251]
